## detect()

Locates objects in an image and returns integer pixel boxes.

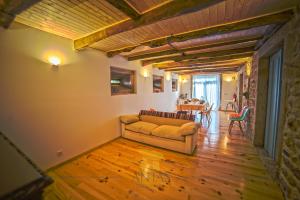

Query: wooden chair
[228,107,250,135]
[201,103,214,123]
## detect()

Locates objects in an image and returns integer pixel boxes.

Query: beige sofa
[120,113,198,154]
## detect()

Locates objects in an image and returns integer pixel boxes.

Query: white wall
[220,73,238,110]
[0,23,179,169]
[179,75,192,98]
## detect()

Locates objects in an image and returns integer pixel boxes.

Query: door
[238,73,244,111]
[192,75,220,110]
[264,49,282,160]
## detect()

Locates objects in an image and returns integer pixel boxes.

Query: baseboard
[46,136,121,172]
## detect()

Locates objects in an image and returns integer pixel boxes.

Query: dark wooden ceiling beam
[164,62,245,71]
[142,46,255,66]
[173,65,240,72]
[178,67,239,75]
[106,0,140,19]
[74,0,224,49]
[0,0,41,28]
[255,24,283,50]
[153,53,253,68]
[126,35,262,60]
[157,59,248,69]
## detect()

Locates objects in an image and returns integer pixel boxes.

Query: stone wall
[248,7,300,200]
[278,11,300,200]
[247,53,259,140]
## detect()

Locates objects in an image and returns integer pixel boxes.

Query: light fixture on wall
[179,75,187,83]
[165,72,171,81]
[246,58,252,77]
[143,69,149,78]
[48,56,61,67]
[223,73,237,82]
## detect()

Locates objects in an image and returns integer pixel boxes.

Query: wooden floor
[43,111,284,200]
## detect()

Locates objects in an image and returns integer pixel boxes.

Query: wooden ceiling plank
[26,3,97,33]
[126,35,262,60]
[74,0,224,49]
[16,15,80,38]
[106,0,140,19]
[55,0,115,28]
[142,46,254,66]
[16,9,91,35]
[34,0,103,32]
[141,9,294,48]
[91,0,127,20]
[0,0,41,28]
[17,12,83,35]
[106,9,293,55]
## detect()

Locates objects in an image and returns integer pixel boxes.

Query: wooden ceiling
[1,0,299,74]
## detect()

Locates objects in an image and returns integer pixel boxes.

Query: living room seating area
[120,110,199,154]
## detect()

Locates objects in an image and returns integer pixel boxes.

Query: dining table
[177,103,206,114]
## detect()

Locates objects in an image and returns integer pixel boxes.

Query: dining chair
[228,106,250,135]
[201,103,214,123]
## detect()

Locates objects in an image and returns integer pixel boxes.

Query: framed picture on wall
[153,75,164,93]
[110,66,136,95]
[172,79,178,92]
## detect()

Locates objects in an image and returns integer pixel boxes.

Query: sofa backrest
[139,110,195,126]
[139,110,195,120]
[140,115,192,126]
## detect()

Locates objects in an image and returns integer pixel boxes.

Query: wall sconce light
[224,74,236,82]
[246,59,252,77]
[48,56,61,67]
[143,69,149,78]
[166,72,171,81]
[179,75,187,83]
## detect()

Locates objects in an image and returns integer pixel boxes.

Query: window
[153,75,164,93]
[110,67,136,95]
[172,79,178,92]
[192,75,220,110]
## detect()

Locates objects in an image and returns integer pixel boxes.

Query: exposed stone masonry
[248,7,300,200]
[278,12,300,200]
[248,53,258,141]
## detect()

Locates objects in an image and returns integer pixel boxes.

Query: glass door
[264,49,282,159]
[192,75,221,110]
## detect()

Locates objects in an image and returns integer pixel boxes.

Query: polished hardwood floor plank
[43,111,284,200]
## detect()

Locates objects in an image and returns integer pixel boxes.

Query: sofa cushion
[140,115,191,126]
[151,125,185,141]
[120,115,140,124]
[125,121,158,135]
[179,122,197,136]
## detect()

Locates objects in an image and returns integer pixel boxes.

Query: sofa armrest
[120,114,139,124]
[178,122,198,136]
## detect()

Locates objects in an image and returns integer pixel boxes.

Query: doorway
[238,73,244,111]
[264,49,283,160]
[192,75,220,110]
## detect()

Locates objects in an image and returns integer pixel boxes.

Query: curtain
[192,75,220,110]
